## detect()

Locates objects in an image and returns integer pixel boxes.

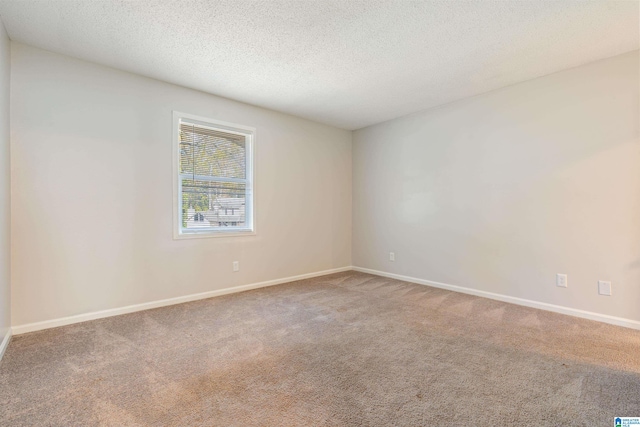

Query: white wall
[11,43,352,328]
[353,51,640,323]
[0,19,10,343]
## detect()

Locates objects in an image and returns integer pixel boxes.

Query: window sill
[173,229,256,240]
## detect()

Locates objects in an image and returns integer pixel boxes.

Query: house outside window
[173,112,255,238]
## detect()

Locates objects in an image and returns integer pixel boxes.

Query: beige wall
[9,42,639,329]
[353,51,640,322]
[0,19,10,341]
[10,43,352,327]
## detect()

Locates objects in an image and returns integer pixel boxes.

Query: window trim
[172,111,256,239]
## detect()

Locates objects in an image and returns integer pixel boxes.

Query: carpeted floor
[1,271,639,426]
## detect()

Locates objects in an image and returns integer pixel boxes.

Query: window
[173,112,255,238]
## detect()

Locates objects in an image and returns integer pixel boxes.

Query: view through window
[175,113,254,237]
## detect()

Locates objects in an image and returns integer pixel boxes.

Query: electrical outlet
[598,280,612,296]
[233,261,239,272]
[389,252,395,262]
[556,273,568,288]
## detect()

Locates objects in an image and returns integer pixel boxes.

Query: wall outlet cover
[598,280,612,296]
[556,273,568,288]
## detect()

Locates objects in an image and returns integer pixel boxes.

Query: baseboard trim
[12,266,352,335]
[353,266,640,331]
[0,329,12,362]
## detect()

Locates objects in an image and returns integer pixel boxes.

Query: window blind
[179,122,246,179]
[178,120,251,231]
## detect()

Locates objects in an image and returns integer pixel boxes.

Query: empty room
[0,0,638,425]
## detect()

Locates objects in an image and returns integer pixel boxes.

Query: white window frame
[172,111,256,239]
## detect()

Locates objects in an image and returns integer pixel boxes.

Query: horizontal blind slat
[179,120,246,179]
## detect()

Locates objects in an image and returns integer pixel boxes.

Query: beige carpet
[1,271,639,426]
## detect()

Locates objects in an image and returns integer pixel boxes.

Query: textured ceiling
[0,1,638,130]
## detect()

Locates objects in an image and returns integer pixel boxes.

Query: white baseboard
[353,266,640,331]
[0,329,11,362]
[12,266,352,335]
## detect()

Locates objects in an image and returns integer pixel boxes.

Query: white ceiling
[0,1,637,130]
